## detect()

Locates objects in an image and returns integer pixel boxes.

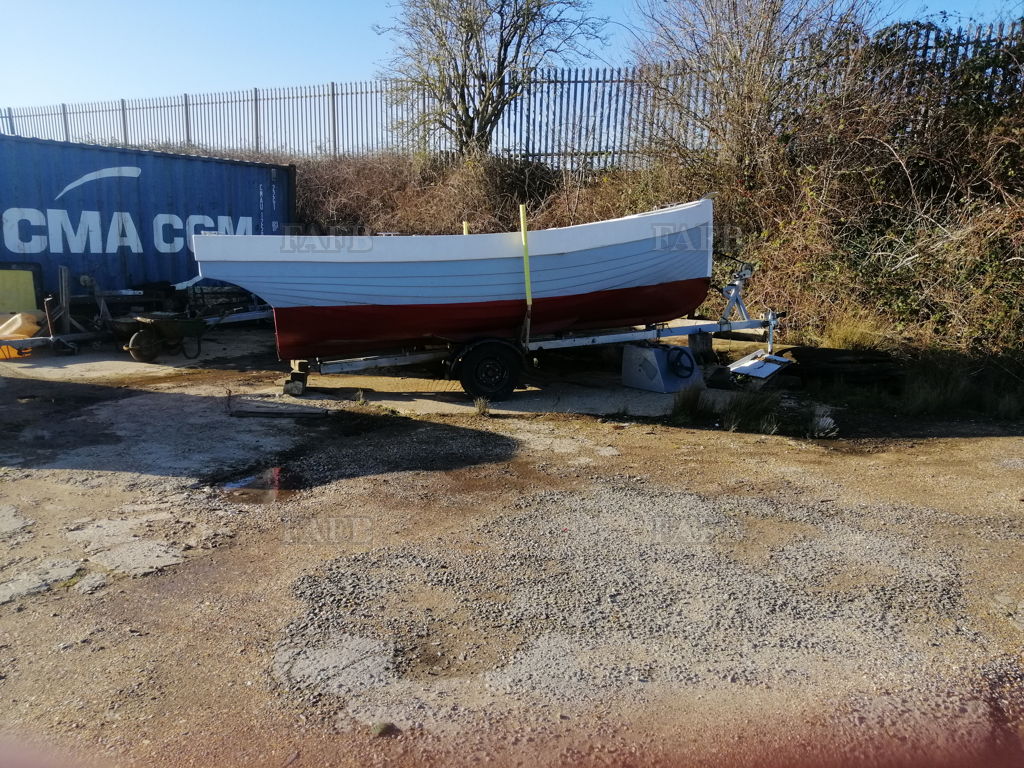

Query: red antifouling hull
[273,277,711,360]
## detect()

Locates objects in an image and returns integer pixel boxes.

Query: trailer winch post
[718,261,754,325]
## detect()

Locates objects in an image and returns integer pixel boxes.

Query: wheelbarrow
[114,312,209,363]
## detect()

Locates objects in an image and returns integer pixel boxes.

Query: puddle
[219,466,304,503]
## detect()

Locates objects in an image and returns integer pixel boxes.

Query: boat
[193,198,713,361]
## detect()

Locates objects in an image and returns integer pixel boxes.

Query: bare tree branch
[379,0,607,154]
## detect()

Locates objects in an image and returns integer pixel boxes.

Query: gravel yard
[0,330,1022,767]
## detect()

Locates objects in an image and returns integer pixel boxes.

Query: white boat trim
[193,199,712,266]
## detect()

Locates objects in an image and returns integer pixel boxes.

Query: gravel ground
[2,335,1023,767]
[275,478,1024,761]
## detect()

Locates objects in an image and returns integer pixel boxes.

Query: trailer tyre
[458,343,522,401]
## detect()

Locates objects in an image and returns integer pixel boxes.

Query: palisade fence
[2,22,1021,166]
[0,73,655,166]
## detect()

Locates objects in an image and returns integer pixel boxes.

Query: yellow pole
[519,204,532,308]
[463,221,469,235]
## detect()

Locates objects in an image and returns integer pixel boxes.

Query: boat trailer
[282,262,790,400]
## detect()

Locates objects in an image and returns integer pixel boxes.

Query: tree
[635,0,880,183]
[379,0,606,154]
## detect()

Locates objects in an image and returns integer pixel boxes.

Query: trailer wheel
[457,343,522,401]
[127,329,161,363]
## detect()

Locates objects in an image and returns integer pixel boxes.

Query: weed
[719,391,782,433]
[669,387,704,426]
[817,308,897,352]
[56,568,85,590]
[991,391,1023,421]
[899,369,1024,421]
[474,397,491,416]
[899,375,971,417]
[806,406,840,438]
[808,349,1024,422]
[758,411,781,436]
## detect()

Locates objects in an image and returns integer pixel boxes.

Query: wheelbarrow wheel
[181,334,203,359]
[127,329,161,363]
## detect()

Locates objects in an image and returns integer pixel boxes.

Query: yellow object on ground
[0,312,41,340]
[0,344,32,359]
[0,312,40,360]
[0,270,38,313]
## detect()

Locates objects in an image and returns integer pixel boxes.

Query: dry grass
[807,349,1024,421]
[669,387,705,426]
[816,308,897,352]
[805,406,840,438]
[719,391,783,433]
[293,152,558,236]
[281,147,1024,362]
[670,388,797,435]
[895,355,1024,419]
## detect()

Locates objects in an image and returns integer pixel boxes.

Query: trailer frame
[282,261,783,399]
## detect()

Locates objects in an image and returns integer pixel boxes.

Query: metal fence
[2,22,1020,165]
[1,71,651,165]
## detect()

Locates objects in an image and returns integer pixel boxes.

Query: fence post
[523,70,533,160]
[253,87,260,152]
[5,107,14,135]
[183,93,192,144]
[120,98,130,144]
[60,103,71,142]
[330,81,339,155]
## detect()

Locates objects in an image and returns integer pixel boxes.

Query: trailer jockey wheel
[127,329,161,363]
[458,343,522,401]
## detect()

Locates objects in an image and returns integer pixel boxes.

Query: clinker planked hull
[273,277,710,359]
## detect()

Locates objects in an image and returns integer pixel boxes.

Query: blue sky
[0,0,1019,107]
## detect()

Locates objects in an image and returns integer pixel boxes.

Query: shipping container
[0,135,294,295]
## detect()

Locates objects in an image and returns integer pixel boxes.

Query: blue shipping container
[0,135,294,294]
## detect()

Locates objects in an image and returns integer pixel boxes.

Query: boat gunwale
[194,200,713,265]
